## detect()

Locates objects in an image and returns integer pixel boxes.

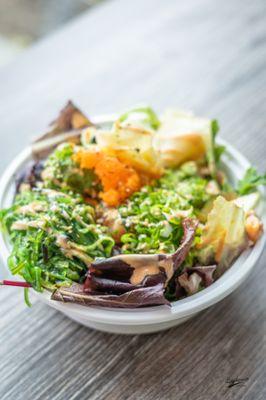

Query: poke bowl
[0,104,264,334]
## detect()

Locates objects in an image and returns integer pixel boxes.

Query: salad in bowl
[0,102,265,311]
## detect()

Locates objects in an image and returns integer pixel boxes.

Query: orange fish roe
[74,150,141,206]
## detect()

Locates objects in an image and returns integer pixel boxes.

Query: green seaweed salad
[0,103,265,308]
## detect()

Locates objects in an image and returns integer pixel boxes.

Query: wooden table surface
[0,0,265,399]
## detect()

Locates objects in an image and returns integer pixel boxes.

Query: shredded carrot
[74,150,141,206]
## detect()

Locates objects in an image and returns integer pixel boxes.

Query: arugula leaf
[207,119,221,176]
[214,144,226,163]
[211,119,220,139]
[237,167,266,195]
[211,119,226,164]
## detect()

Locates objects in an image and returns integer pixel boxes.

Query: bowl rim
[0,114,265,325]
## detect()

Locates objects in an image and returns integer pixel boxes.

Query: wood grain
[0,0,265,399]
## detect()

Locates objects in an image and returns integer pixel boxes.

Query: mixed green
[0,102,264,308]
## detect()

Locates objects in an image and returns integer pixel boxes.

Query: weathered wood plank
[0,0,265,399]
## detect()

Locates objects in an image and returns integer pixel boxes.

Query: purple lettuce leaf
[178,272,202,295]
[51,283,169,308]
[172,218,198,271]
[191,265,216,287]
[176,265,217,296]
[32,101,93,160]
[86,272,166,294]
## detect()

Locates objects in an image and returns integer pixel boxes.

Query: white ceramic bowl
[0,115,265,334]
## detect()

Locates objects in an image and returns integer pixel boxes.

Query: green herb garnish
[237,167,266,195]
